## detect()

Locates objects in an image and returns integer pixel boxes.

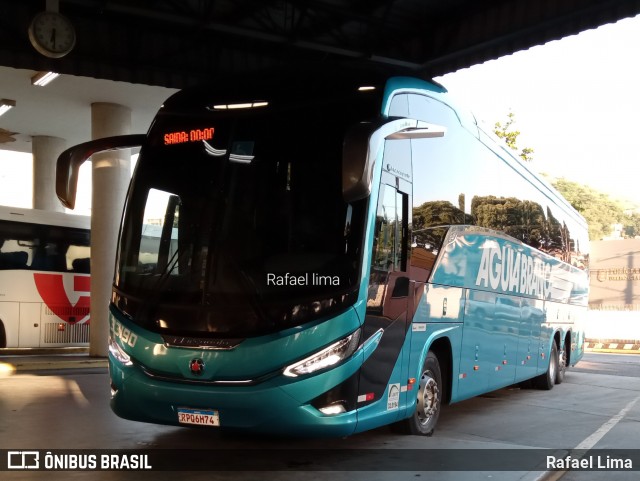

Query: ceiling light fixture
[0,99,16,117]
[210,101,269,110]
[31,71,60,86]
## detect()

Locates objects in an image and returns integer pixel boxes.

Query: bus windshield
[114,93,377,338]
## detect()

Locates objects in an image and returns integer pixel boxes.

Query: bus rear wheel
[396,351,442,436]
[556,346,567,385]
[534,342,558,390]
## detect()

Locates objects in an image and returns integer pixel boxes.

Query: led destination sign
[164,127,214,145]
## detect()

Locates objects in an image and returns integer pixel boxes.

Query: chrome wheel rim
[417,370,439,426]
[549,348,557,382]
[559,349,566,371]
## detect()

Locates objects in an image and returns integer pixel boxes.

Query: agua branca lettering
[475,243,552,298]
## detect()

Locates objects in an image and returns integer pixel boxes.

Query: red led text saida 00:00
[164,127,214,145]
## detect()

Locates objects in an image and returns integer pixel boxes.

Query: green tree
[494,111,534,162]
[492,114,639,241]
[622,212,640,238]
[471,195,551,248]
[413,200,465,228]
[552,178,624,240]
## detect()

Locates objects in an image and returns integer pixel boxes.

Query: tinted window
[409,94,460,127]
[115,94,377,337]
[0,220,90,273]
[388,94,409,117]
[389,92,588,268]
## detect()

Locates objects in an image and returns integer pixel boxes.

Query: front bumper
[109,349,362,437]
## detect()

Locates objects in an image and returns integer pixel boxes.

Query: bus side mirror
[56,134,145,209]
[342,119,445,203]
[343,122,380,203]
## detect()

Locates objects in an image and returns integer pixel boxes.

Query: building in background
[588,239,640,341]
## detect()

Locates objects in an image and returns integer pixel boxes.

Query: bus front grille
[44,322,90,344]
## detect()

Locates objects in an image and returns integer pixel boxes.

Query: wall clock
[28,11,76,58]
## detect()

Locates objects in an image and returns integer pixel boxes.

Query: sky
[1,13,640,213]
[435,14,640,206]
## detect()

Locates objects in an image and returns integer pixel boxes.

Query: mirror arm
[56,134,145,209]
[343,118,446,203]
[386,123,446,140]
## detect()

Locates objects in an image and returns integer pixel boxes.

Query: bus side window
[0,251,29,269]
[367,183,409,314]
[368,183,395,312]
[71,257,91,273]
[138,189,181,274]
[0,239,33,270]
[408,94,460,127]
[388,94,409,117]
[40,242,68,272]
[65,232,91,273]
[371,184,401,272]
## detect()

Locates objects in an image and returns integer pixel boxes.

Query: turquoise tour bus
[57,70,589,436]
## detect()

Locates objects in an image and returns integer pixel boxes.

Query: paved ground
[1,352,639,481]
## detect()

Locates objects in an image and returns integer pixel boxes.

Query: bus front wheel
[396,351,442,436]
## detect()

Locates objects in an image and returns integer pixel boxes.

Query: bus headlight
[319,402,347,415]
[108,338,133,366]
[283,328,361,378]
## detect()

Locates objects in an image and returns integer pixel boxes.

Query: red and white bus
[0,206,90,348]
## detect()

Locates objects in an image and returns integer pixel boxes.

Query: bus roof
[158,64,425,113]
[0,205,90,230]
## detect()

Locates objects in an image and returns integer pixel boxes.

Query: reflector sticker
[357,393,375,403]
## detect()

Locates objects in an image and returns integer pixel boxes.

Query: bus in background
[57,70,589,436]
[0,206,90,348]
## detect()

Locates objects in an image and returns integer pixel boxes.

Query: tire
[555,345,567,385]
[395,351,442,436]
[534,342,558,390]
[0,321,6,348]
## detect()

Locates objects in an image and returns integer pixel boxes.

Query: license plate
[177,407,220,427]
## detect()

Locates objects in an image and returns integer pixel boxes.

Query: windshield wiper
[135,246,192,322]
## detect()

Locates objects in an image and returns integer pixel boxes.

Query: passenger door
[358,138,412,422]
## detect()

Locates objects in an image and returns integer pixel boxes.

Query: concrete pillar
[90,103,131,357]
[32,136,66,212]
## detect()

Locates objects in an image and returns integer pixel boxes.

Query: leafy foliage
[412,196,570,260]
[494,112,534,162]
[623,212,640,238]
[492,112,639,241]
[550,177,640,241]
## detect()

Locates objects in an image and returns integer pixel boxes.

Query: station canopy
[2,0,640,89]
